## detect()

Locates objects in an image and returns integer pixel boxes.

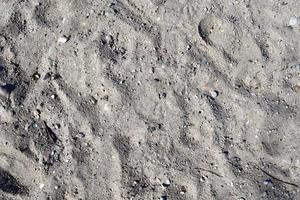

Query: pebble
[50,94,57,99]
[58,36,69,43]
[210,90,219,98]
[33,109,41,119]
[200,175,208,182]
[263,179,272,185]
[162,179,171,187]
[54,124,61,129]
[76,132,85,139]
[32,72,41,81]
[90,97,97,105]
[180,186,187,194]
[39,183,45,189]
[289,16,298,27]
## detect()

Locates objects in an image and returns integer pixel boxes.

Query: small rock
[54,124,61,129]
[200,175,208,182]
[50,94,57,99]
[33,109,41,119]
[289,16,298,27]
[32,72,41,81]
[263,179,272,185]
[58,36,69,43]
[180,186,187,194]
[210,90,219,98]
[76,132,85,139]
[162,179,171,187]
[39,183,45,189]
[90,97,98,105]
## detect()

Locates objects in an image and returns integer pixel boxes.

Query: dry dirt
[0,0,300,199]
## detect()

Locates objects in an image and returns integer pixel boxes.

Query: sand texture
[0,0,300,199]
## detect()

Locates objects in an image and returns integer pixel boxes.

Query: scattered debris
[44,72,61,80]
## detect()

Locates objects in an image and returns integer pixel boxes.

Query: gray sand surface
[0,0,300,199]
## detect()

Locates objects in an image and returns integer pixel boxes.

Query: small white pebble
[263,180,271,185]
[289,16,298,27]
[39,183,45,189]
[58,36,68,43]
[210,90,219,98]
[51,94,56,99]
[33,73,40,80]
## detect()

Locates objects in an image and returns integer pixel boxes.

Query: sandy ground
[0,0,300,199]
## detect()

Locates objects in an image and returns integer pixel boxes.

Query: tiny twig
[260,168,299,188]
[198,167,223,178]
